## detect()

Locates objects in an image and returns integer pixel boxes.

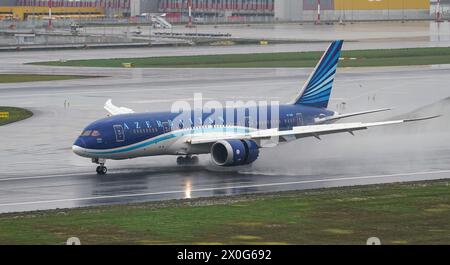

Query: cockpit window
[91,130,101,137]
[81,130,92,136]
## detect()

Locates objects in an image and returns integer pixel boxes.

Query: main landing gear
[176,155,199,165]
[92,158,107,175]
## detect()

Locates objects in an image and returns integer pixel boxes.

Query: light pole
[187,0,194,27]
[215,0,219,25]
[149,19,151,45]
[315,0,321,25]
[351,0,354,23]
[402,0,405,23]
[436,0,443,22]
[48,0,53,28]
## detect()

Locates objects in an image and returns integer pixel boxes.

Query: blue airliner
[72,40,436,174]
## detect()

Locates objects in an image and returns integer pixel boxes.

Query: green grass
[0,106,33,126]
[1,180,449,245]
[29,47,450,68]
[0,74,96,83]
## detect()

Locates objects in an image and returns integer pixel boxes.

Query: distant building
[275,0,432,22]
[130,0,159,16]
[153,0,433,23]
[0,0,17,6]
[430,0,450,18]
[0,1,441,22]
[0,1,108,21]
[0,1,128,20]
[156,0,275,23]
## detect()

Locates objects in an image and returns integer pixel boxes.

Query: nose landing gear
[92,158,107,175]
[96,165,107,175]
[176,155,199,165]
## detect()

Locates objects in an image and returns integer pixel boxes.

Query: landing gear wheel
[191,156,199,165]
[177,156,199,165]
[176,156,185,165]
[96,165,107,175]
[92,158,107,175]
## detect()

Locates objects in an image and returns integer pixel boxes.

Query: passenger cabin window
[132,128,156,135]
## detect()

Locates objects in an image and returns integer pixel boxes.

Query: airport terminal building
[0,0,447,22]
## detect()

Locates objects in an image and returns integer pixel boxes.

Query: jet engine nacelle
[210,139,259,166]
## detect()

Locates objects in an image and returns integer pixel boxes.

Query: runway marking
[0,172,94,182]
[0,169,449,208]
[0,75,443,99]
[0,81,294,98]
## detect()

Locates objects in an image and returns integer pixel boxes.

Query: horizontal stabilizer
[316,108,392,123]
[104,99,135,116]
[404,115,441,122]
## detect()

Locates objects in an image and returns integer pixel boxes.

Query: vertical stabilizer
[293,40,344,108]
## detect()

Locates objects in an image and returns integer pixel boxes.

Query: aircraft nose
[74,137,86,148]
[72,137,86,156]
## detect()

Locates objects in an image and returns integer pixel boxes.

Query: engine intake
[211,139,259,166]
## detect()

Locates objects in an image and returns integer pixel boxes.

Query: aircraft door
[113,125,125,142]
[245,116,250,128]
[296,113,304,126]
[162,121,171,133]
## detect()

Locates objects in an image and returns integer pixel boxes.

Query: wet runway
[87,21,450,43]
[1,44,450,213]
[1,167,450,213]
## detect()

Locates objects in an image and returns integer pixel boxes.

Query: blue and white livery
[292,39,343,108]
[72,40,437,174]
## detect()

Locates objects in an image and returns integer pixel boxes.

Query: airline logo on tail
[294,40,344,108]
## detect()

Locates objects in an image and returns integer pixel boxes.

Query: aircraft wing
[104,99,135,116]
[186,116,439,146]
